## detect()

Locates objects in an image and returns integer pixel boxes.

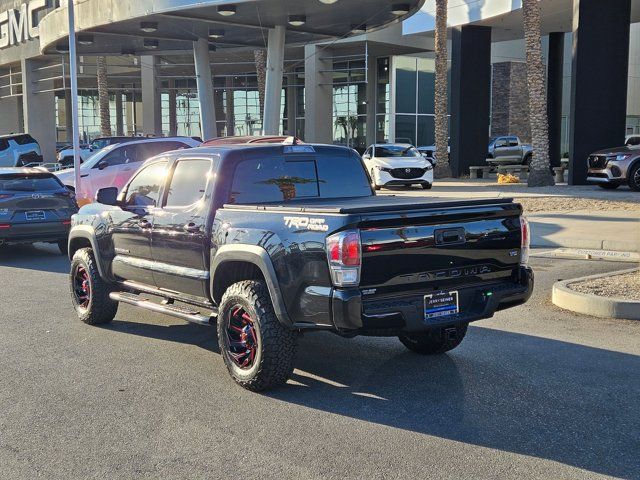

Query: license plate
[25,210,45,221]
[424,290,459,320]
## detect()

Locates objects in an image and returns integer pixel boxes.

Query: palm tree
[522,0,555,187]
[334,116,349,147]
[434,0,451,178]
[254,49,267,123]
[96,56,111,137]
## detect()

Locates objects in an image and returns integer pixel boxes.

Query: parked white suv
[55,137,201,202]
[0,133,43,167]
[363,143,434,190]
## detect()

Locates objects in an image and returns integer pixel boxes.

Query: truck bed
[224,195,514,214]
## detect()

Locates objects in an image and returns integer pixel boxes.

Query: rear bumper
[331,266,534,334]
[0,222,70,244]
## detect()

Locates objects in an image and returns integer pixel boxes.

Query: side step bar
[110,292,216,326]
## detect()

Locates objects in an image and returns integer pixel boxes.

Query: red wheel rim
[226,306,258,369]
[73,265,91,309]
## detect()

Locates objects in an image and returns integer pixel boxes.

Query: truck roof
[185,143,348,156]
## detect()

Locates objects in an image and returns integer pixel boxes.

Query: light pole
[67,0,82,200]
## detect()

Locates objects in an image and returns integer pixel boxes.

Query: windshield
[0,174,64,192]
[375,145,421,158]
[90,138,111,150]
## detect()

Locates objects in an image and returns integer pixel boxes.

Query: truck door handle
[184,222,200,233]
[138,219,152,229]
[435,228,466,246]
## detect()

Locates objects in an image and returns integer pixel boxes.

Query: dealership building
[0,0,639,184]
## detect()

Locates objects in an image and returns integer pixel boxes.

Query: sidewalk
[384,179,640,252]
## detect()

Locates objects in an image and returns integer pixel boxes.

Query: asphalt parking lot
[1,244,639,479]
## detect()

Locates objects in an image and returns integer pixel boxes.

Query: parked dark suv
[0,168,78,253]
[587,146,640,191]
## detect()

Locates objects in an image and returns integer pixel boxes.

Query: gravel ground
[569,269,640,301]
[514,197,640,213]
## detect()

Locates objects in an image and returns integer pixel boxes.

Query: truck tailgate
[357,201,523,292]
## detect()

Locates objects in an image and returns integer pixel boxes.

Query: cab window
[124,161,168,207]
[164,159,212,207]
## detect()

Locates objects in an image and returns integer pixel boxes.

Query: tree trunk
[96,56,111,137]
[434,0,452,178]
[522,0,555,187]
[254,49,267,123]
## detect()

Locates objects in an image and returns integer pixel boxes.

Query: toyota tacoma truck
[67,143,534,391]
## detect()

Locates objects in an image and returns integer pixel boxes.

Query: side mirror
[98,160,108,170]
[362,154,370,160]
[95,187,119,206]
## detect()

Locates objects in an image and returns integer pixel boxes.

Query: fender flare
[68,226,111,281]
[211,244,293,327]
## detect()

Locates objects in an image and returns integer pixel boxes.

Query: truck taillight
[520,216,530,266]
[326,230,361,287]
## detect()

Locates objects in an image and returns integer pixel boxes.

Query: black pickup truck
[67,143,533,391]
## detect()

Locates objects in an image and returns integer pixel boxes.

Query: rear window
[229,148,371,204]
[13,134,36,145]
[0,173,64,192]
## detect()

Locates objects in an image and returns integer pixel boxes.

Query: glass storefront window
[388,55,439,146]
[395,56,417,114]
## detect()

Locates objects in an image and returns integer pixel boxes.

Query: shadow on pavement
[105,315,639,478]
[0,243,69,274]
[277,327,640,479]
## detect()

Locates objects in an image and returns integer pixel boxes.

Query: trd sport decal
[283,216,329,232]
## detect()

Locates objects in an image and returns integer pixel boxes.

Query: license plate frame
[424,290,459,321]
[25,210,45,221]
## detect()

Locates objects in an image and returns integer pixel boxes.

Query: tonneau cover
[223,195,514,215]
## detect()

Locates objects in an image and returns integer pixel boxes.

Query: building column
[141,55,162,136]
[0,96,21,135]
[115,90,124,136]
[225,76,235,136]
[263,25,286,135]
[21,58,56,161]
[285,79,296,136]
[547,32,564,168]
[168,80,177,137]
[304,44,333,144]
[450,25,492,177]
[193,38,217,141]
[569,0,631,184]
[365,50,377,146]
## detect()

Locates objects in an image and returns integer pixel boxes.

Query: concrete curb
[552,268,640,320]
[531,237,640,253]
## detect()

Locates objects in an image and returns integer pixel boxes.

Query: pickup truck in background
[67,143,534,391]
[487,136,533,165]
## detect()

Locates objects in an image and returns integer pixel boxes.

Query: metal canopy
[38,0,425,55]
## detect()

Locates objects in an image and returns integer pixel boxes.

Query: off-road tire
[70,248,118,325]
[523,154,532,166]
[399,323,468,355]
[628,163,640,192]
[421,183,432,190]
[218,280,298,391]
[57,239,68,255]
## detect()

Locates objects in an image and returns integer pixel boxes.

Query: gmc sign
[0,0,47,49]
